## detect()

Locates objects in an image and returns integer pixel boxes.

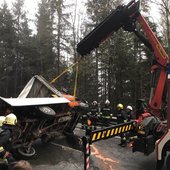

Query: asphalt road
[27,124,166,170]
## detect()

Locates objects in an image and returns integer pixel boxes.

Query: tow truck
[77,1,170,170]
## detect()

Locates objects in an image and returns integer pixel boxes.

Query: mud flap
[133,135,155,155]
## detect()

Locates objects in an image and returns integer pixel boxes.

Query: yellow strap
[50,62,78,84]
[73,62,79,98]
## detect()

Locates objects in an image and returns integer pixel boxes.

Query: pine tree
[12,0,33,96]
[0,1,16,97]
[36,0,55,79]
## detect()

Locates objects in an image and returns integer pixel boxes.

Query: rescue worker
[81,101,90,129]
[135,99,147,118]
[126,105,136,142]
[81,113,87,129]
[116,103,128,147]
[101,100,112,126]
[126,105,135,121]
[0,113,17,165]
[89,101,99,130]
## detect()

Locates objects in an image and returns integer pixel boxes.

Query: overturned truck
[0,75,88,158]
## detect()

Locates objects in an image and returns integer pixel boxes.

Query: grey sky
[0,0,160,30]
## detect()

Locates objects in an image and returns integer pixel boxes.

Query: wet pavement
[28,124,166,170]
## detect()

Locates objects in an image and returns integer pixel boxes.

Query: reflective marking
[118,127,122,134]
[90,122,134,143]
[115,128,118,134]
[125,125,129,131]
[111,129,115,136]
[122,126,125,132]
[107,130,111,137]
[97,132,101,139]
[92,133,97,141]
[102,131,107,138]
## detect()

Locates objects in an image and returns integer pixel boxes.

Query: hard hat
[4,113,17,126]
[127,105,133,111]
[92,101,97,105]
[0,146,4,152]
[105,100,110,105]
[0,116,5,126]
[117,103,124,109]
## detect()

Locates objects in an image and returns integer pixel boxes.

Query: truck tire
[166,153,170,170]
[17,146,36,159]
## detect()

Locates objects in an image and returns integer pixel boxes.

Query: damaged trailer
[0,75,88,158]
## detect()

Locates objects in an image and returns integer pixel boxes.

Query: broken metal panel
[18,75,62,98]
[0,97,70,107]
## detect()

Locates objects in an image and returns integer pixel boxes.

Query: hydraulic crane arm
[77,0,169,117]
[77,0,140,56]
[77,0,168,65]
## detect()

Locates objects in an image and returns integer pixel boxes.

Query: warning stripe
[97,132,101,140]
[106,130,111,137]
[91,121,134,143]
[111,129,115,136]
[122,126,125,132]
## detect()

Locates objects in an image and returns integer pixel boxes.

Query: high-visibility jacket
[117,109,128,124]
[0,126,12,151]
[101,105,112,118]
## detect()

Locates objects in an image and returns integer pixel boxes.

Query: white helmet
[105,100,110,105]
[92,101,97,105]
[4,113,17,126]
[127,105,133,111]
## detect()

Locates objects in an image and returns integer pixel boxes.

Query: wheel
[166,153,170,170]
[17,146,36,159]
[156,160,164,170]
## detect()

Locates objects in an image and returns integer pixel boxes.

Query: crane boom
[77,0,169,117]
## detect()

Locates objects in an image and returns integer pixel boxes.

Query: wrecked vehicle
[0,75,88,158]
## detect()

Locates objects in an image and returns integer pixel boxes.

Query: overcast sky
[0,0,87,31]
[0,0,160,31]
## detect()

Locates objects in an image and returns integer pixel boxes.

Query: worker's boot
[121,142,127,147]
[119,140,127,147]
[118,141,124,146]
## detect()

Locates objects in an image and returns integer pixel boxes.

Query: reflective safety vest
[101,106,112,118]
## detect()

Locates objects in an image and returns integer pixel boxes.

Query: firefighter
[81,101,89,129]
[126,105,136,142]
[116,103,128,147]
[135,99,147,118]
[126,105,135,121]
[101,100,112,126]
[89,101,99,130]
[0,113,17,165]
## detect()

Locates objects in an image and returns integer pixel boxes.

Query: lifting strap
[50,60,80,99]
[73,62,79,98]
[50,61,79,84]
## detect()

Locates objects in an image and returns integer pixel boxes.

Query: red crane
[77,1,170,169]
